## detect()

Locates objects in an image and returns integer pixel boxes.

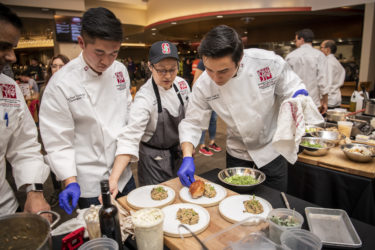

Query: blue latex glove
[59,182,80,215]
[292,89,309,98]
[177,157,196,187]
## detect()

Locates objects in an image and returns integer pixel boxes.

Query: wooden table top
[298,146,375,179]
[117,176,268,250]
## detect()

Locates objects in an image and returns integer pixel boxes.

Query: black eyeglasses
[151,64,178,76]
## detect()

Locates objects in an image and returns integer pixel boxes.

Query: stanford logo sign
[1,84,17,99]
[257,67,272,82]
[161,43,171,54]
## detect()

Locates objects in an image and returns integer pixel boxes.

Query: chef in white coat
[177,25,308,192]
[320,40,346,108]
[110,41,189,194]
[39,7,134,214]
[286,28,329,114]
[0,3,50,216]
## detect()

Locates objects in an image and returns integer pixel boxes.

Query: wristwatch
[26,183,44,193]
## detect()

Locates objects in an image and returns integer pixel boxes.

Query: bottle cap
[100,180,110,193]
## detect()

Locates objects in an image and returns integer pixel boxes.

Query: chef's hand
[59,182,80,215]
[177,157,196,187]
[24,191,52,222]
[292,89,309,98]
[98,176,119,204]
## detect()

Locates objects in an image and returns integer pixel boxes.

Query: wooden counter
[298,146,375,179]
[117,177,268,250]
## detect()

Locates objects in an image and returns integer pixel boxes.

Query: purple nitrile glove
[177,157,196,187]
[59,182,80,215]
[292,89,309,98]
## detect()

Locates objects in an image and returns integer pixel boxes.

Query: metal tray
[305,207,362,248]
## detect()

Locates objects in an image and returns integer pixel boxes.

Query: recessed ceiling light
[152,33,156,36]
[151,28,157,31]
[171,22,177,25]
[125,37,129,40]
[244,31,248,34]
[216,15,223,18]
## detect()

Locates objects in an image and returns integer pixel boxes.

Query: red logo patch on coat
[178,81,187,90]
[161,43,171,54]
[257,67,272,82]
[1,84,17,99]
[115,72,125,84]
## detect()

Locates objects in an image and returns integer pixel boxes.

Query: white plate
[126,185,175,209]
[161,203,210,237]
[179,182,227,207]
[219,195,272,225]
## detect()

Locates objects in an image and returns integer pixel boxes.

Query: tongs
[178,224,209,250]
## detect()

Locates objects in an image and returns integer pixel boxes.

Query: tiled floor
[10,117,228,225]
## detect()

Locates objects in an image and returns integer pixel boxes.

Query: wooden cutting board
[117,176,269,250]
[298,146,375,178]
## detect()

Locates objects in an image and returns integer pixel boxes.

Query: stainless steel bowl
[311,130,345,145]
[300,137,335,156]
[218,167,265,192]
[340,143,375,163]
[305,125,323,136]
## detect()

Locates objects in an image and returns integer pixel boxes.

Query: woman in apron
[109,41,190,196]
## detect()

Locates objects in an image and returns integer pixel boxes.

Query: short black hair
[81,7,122,42]
[295,28,314,43]
[198,25,244,65]
[0,3,23,30]
[324,40,337,54]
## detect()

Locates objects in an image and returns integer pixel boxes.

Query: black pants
[78,176,136,209]
[226,152,288,192]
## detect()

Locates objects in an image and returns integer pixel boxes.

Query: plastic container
[131,208,164,250]
[83,205,101,240]
[337,121,353,138]
[78,237,118,250]
[226,232,284,250]
[281,229,322,250]
[267,208,304,244]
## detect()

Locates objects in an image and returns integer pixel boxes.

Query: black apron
[138,78,185,186]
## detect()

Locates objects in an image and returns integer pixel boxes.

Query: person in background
[183,58,193,86]
[320,40,346,109]
[40,54,70,101]
[111,41,190,190]
[19,71,39,95]
[177,25,309,192]
[286,28,329,114]
[27,58,44,81]
[192,60,222,156]
[0,3,50,218]
[39,7,134,214]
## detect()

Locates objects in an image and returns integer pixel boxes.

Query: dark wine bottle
[99,180,122,248]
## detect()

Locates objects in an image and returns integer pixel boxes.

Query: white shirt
[326,54,346,107]
[286,44,329,107]
[179,48,306,167]
[116,76,190,161]
[0,74,49,215]
[39,53,133,197]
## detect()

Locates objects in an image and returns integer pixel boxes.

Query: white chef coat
[39,53,133,198]
[286,44,329,108]
[116,76,190,160]
[179,48,306,167]
[0,74,49,215]
[326,54,346,107]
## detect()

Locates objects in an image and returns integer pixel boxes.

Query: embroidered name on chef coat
[0,84,20,108]
[205,94,220,101]
[115,72,127,91]
[67,93,86,103]
[257,67,275,89]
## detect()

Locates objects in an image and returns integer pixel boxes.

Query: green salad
[224,174,259,185]
[300,141,324,148]
[270,215,298,227]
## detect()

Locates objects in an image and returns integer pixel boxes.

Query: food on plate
[300,140,324,148]
[305,127,322,133]
[176,208,199,225]
[270,214,298,227]
[325,127,338,132]
[224,174,259,185]
[339,137,352,145]
[203,183,217,198]
[343,145,374,156]
[243,195,264,214]
[189,180,205,199]
[151,186,168,200]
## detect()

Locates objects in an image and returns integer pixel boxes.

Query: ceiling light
[171,22,177,25]
[152,33,156,36]
[244,31,248,34]
[241,17,255,24]
[151,28,157,31]
[216,15,223,18]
